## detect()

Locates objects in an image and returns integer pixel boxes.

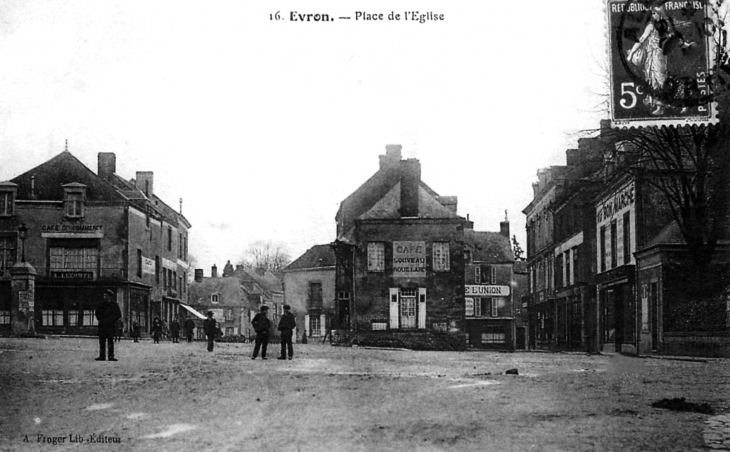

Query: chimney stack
[500,211,510,238]
[379,144,402,169]
[194,269,204,282]
[135,171,154,198]
[399,158,420,217]
[98,153,116,180]
[211,264,218,278]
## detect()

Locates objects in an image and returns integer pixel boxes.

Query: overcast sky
[0,0,608,272]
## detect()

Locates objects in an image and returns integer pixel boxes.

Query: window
[481,266,496,284]
[0,311,9,324]
[600,226,607,272]
[309,282,323,309]
[367,242,384,272]
[475,266,481,284]
[137,249,142,278]
[474,297,482,317]
[310,316,321,336]
[572,247,578,283]
[555,254,563,288]
[481,331,505,344]
[67,310,79,326]
[179,233,183,259]
[0,190,14,216]
[168,226,172,252]
[565,250,571,287]
[610,220,618,268]
[155,256,160,284]
[211,293,219,304]
[63,184,86,219]
[623,212,631,265]
[491,298,498,317]
[145,207,151,228]
[464,250,471,263]
[432,242,450,271]
[0,236,16,273]
[173,271,177,292]
[465,297,474,316]
[371,321,387,331]
[49,243,99,278]
[42,310,65,326]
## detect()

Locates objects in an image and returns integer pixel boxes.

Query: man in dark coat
[277,305,296,360]
[184,317,196,342]
[203,311,217,352]
[95,289,122,361]
[170,318,181,343]
[251,305,271,360]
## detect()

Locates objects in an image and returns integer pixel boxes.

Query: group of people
[200,304,297,360]
[95,289,298,362]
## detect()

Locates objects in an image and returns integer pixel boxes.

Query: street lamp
[18,223,28,262]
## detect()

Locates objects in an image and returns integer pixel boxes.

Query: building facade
[0,149,191,336]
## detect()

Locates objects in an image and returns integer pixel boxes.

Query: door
[399,289,417,329]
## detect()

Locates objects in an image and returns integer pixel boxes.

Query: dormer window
[63,183,87,219]
[0,182,17,217]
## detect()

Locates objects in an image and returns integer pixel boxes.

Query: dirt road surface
[1,337,729,451]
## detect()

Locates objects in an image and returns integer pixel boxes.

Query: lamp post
[18,223,28,263]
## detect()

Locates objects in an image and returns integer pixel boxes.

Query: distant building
[283,244,336,341]
[0,148,191,336]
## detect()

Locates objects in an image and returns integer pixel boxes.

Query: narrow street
[1,337,729,452]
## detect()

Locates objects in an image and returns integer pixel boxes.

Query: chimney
[222,260,234,277]
[135,171,154,198]
[379,144,402,169]
[399,158,420,217]
[500,211,510,238]
[194,269,204,282]
[98,153,116,180]
[211,264,218,278]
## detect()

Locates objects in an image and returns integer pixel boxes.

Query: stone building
[0,147,191,336]
[282,244,335,341]
[331,145,516,348]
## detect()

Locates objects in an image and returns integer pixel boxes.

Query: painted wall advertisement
[393,241,426,277]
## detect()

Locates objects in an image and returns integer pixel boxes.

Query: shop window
[465,297,474,316]
[0,189,15,217]
[42,310,65,326]
[83,310,97,326]
[432,242,450,272]
[367,242,384,272]
[481,331,505,344]
[0,311,9,324]
[67,310,79,326]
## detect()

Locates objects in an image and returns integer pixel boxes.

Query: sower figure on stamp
[251,305,270,360]
[277,304,296,360]
[95,289,122,362]
[204,311,217,352]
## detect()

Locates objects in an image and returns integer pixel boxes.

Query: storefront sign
[51,271,94,280]
[596,182,635,224]
[393,241,426,277]
[465,285,510,297]
[41,224,104,233]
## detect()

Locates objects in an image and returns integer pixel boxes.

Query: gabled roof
[188,277,245,306]
[647,220,686,247]
[285,244,336,271]
[10,151,124,201]
[359,184,460,220]
[465,230,514,264]
[233,267,283,295]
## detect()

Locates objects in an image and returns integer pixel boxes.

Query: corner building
[0,148,191,336]
[333,145,513,344]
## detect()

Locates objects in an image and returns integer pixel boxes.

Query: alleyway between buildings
[1,337,729,451]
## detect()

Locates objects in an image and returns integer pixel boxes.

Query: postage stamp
[606,0,718,128]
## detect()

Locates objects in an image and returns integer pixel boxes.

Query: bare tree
[238,240,292,273]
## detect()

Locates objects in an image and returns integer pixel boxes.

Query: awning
[179,303,207,320]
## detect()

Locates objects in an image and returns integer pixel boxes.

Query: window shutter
[491,298,498,317]
[304,314,310,336]
[320,314,326,337]
[475,267,481,284]
[465,298,474,316]
[389,288,399,329]
[490,266,497,284]
[418,288,427,329]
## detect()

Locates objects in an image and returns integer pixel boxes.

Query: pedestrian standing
[277,305,296,360]
[184,317,196,342]
[95,289,122,361]
[170,317,181,343]
[132,320,141,343]
[152,316,162,344]
[204,311,217,352]
[251,305,271,360]
[114,318,124,343]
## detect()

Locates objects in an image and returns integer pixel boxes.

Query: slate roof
[188,277,245,306]
[359,183,460,220]
[464,230,514,264]
[285,244,336,271]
